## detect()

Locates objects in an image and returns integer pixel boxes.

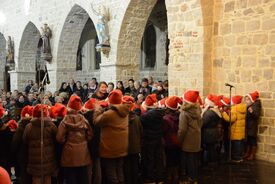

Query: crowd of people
[0,76,262,184]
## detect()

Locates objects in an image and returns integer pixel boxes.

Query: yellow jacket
[222,103,247,140]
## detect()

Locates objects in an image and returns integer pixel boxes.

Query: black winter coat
[140,108,165,140]
[202,108,223,144]
[246,100,261,137]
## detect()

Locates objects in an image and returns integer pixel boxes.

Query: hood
[210,107,222,118]
[63,114,87,129]
[110,104,130,118]
[181,103,201,119]
[235,103,246,114]
[31,117,53,127]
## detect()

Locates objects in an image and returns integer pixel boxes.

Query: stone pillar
[9,70,36,91]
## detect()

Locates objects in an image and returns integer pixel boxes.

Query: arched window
[141,23,156,69]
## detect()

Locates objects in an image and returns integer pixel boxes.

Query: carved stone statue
[91,4,111,55]
[6,36,15,69]
[40,23,52,61]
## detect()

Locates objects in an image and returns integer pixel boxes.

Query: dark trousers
[141,139,165,183]
[101,157,124,184]
[124,154,140,184]
[180,151,199,181]
[231,140,244,161]
[202,143,221,164]
[63,166,89,184]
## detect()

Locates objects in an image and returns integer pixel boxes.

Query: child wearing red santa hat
[178,90,202,184]
[244,91,261,161]
[221,95,247,162]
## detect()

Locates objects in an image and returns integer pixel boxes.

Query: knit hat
[67,95,82,111]
[158,98,167,108]
[50,103,67,119]
[84,98,97,110]
[165,96,183,110]
[33,104,50,118]
[0,167,10,184]
[7,120,18,132]
[246,91,259,103]
[21,105,33,118]
[232,95,243,105]
[108,90,122,105]
[221,96,230,106]
[183,90,200,104]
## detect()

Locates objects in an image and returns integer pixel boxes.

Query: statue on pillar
[91,4,111,55]
[6,36,15,70]
[40,23,52,61]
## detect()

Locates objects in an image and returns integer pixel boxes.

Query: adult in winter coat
[11,105,33,184]
[201,95,223,164]
[140,94,165,184]
[23,104,57,184]
[222,95,247,162]
[178,90,202,184]
[244,91,261,161]
[93,90,130,184]
[56,95,93,184]
[162,96,182,184]
[122,96,143,184]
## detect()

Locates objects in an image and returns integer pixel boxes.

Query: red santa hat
[122,95,135,111]
[165,96,183,110]
[158,98,167,108]
[99,100,109,108]
[50,103,67,119]
[108,90,123,105]
[0,106,6,118]
[67,95,83,111]
[142,94,158,109]
[231,95,243,105]
[84,98,97,111]
[182,90,200,104]
[221,96,230,106]
[33,104,50,118]
[0,167,10,184]
[205,94,218,107]
[7,120,18,132]
[246,91,259,103]
[21,105,33,118]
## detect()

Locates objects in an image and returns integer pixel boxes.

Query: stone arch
[0,33,6,89]
[18,21,41,73]
[56,4,98,85]
[116,0,158,81]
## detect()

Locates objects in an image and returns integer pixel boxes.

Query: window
[141,23,156,69]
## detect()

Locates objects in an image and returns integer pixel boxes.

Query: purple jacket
[163,111,180,149]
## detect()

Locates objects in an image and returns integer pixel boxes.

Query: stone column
[9,70,36,91]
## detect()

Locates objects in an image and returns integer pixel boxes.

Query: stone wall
[211,0,275,162]
[1,0,275,162]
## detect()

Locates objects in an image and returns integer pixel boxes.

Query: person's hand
[248,107,253,113]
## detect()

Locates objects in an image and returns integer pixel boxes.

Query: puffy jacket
[94,104,130,158]
[56,110,93,167]
[178,103,202,152]
[23,117,57,176]
[222,103,247,140]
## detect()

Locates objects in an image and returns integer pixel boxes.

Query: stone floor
[199,160,275,184]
